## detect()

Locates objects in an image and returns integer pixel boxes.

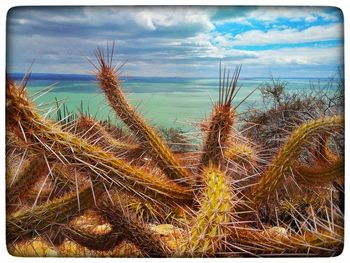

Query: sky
[6,6,344,78]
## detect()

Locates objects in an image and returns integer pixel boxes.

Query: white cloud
[183,32,343,66]
[82,7,214,32]
[244,46,343,65]
[221,7,341,24]
[132,8,214,31]
[212,33,234,47]
[217,23,343,46]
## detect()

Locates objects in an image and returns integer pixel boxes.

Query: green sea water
[24,76,332,130]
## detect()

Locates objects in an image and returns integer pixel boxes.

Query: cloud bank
[7,6,344,77]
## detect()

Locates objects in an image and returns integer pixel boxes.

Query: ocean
[9,73,336,130]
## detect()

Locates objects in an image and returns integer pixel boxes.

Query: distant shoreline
[8,72,333,82]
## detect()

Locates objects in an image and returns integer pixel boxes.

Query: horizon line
[8,72,335,80]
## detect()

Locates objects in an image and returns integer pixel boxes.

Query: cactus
[63,225,124,251]
[5,50,344,257]
[178,166,233,256]
[313,133,339,162]
[7,155,47,205]
[224,143,257,165]
[251,116,344,204]
[95,47,192,185]
[7,182,104,242]
[75,115,141,155]
[228,226,343,256]
[100,190,169,257]
[50,164,81,190]
[293,157,344,185]
[200,65,240,167]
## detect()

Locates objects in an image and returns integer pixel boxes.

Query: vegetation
[6,47,344,257]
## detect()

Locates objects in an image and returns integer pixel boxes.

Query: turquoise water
[20,75,332,130]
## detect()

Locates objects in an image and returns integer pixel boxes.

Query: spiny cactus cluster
[6,46,344,257]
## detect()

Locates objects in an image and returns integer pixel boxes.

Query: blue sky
[6,6,344,78]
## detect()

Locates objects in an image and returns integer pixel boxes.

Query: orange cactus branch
[293,157,344,185]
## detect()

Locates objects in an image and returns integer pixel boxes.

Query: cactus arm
[96,49,192,184]
[251,116,344,204]
[179,166,233,256]
[7,183,104,242]
[293,158,344,185]
[100,191,169,257]
[7,156,47,204]
[63,225,124,251]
